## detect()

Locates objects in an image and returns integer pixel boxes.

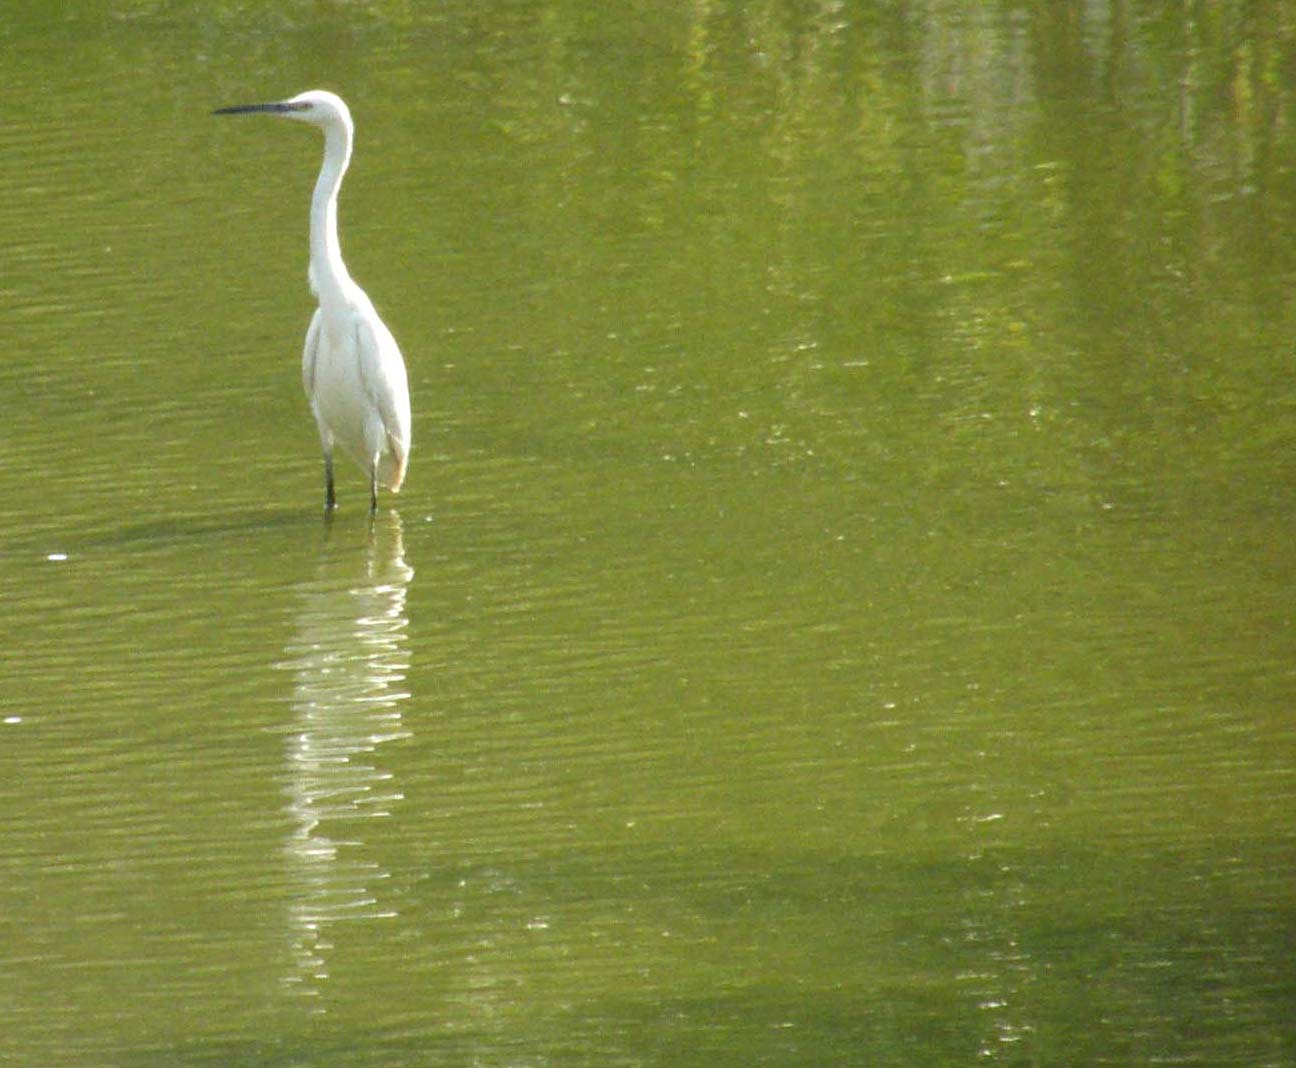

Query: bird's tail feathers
[380,437,408,492]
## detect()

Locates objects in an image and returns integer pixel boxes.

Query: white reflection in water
[276,511,413,1006]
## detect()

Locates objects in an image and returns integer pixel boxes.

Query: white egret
[214,90,411,514]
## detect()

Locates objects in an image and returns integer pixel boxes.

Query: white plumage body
[303,290,410,494]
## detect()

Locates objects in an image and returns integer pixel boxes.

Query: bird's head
[214,89,352,133]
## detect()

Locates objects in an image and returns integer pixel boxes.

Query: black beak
[213,101,306,116]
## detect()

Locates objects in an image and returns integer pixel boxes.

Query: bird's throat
[308,125,355,302]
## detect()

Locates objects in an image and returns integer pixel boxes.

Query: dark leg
[368,465,378,515]
[324,453,337,512]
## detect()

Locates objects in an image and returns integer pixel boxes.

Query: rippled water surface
[2,3,1294,1066]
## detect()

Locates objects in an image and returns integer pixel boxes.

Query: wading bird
[214,90,411,514]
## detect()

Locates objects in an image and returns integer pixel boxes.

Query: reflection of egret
[276,511,413,1006]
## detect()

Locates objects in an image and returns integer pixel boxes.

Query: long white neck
[309,119,355,304]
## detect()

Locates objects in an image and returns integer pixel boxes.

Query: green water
[2,3,1293,1065]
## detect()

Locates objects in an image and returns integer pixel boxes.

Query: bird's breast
[309,315,371,435]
